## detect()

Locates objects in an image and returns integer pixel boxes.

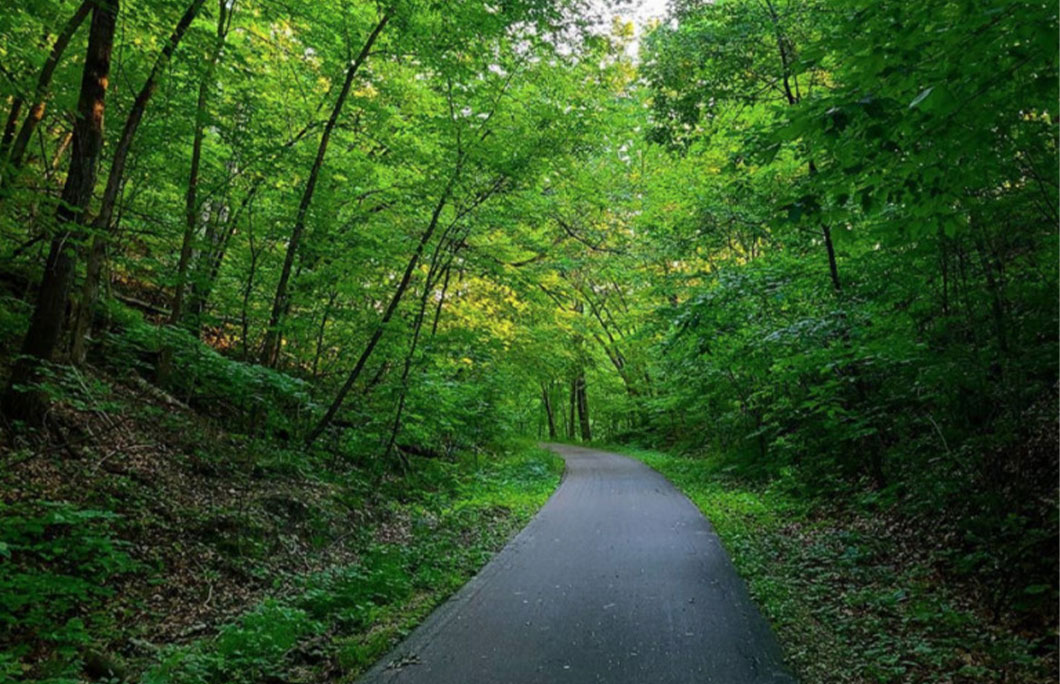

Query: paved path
[358,444,794,683]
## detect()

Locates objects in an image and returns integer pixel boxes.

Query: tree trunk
[185,177,262,338]
[821,221,841,292]
[261,12,389,367]
[1,100,23,163]
[383,224,466,459]
[71,0,207,365]
[3,1,92,178]
[2,0,117,423]
[567,379,576,440]
[576,373,591,442]
[312,289,338,378]
[972,222,1008,354]
[542,383,557,439]
[240,203,261,361]
[171,0,230,329]
[430,265,452,335]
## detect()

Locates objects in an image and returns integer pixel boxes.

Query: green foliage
[607,2,1059,667]
[0,502,136,682]
[98,305,313,438]
[144,601,322,684]
[5,361,123,421]
[298,552,414,629]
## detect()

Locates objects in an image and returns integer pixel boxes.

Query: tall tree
[2,0,118,422]
[70,0,208,364]
[260,11,389,367]
[170,0,233,331]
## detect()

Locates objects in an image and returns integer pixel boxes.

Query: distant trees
[1,1,91,185]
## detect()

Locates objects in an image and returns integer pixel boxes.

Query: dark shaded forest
[0,0,1056,681]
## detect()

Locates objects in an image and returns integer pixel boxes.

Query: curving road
[357,444,795,683]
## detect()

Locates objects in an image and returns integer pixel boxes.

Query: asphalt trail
[358,444,795,683]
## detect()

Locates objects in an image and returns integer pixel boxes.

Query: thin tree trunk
[261,12,389,367]
[938,229,950,316]
[763,0,798,106]
[185,214,232,332]
[306,174,456,445]
[383,225,467,458]
[312,289,338,378]
[821,221,841,291]
[972,222,1008,354]
[1,100,23,163]
[172,0,231,328]
[49,129,74,171]
[186,176,262,337]
[240,204,261,361]
[558,382,569,437]
[4,1,92,177]
[576,373,591,442]
[761,2,843,294]
[430,265,452,335]
[2,0,117,423]
[71,0,208,364]
[382,288,434,462]
[183,201,223,333]
[804,160,841,292]
[567,379,576,440]
[542,383,557,439]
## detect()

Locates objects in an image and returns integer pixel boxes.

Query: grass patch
[613,445,1055,684]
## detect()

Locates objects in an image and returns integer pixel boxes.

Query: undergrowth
[0,353,561,684]
[616,446,1057,684]
[139,447,562,684]
[0,293,564,684]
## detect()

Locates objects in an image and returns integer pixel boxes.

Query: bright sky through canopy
[604,0,670,54]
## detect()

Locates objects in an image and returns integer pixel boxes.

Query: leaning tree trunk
[305,174,456,446]
[2,0,118,424]
[70,0,207,365]
[2,1,92,181]
[260,12,389,367]
[383,223,467,460]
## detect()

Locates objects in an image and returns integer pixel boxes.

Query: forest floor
[0,369,562,684]
[613,446,1058,684]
